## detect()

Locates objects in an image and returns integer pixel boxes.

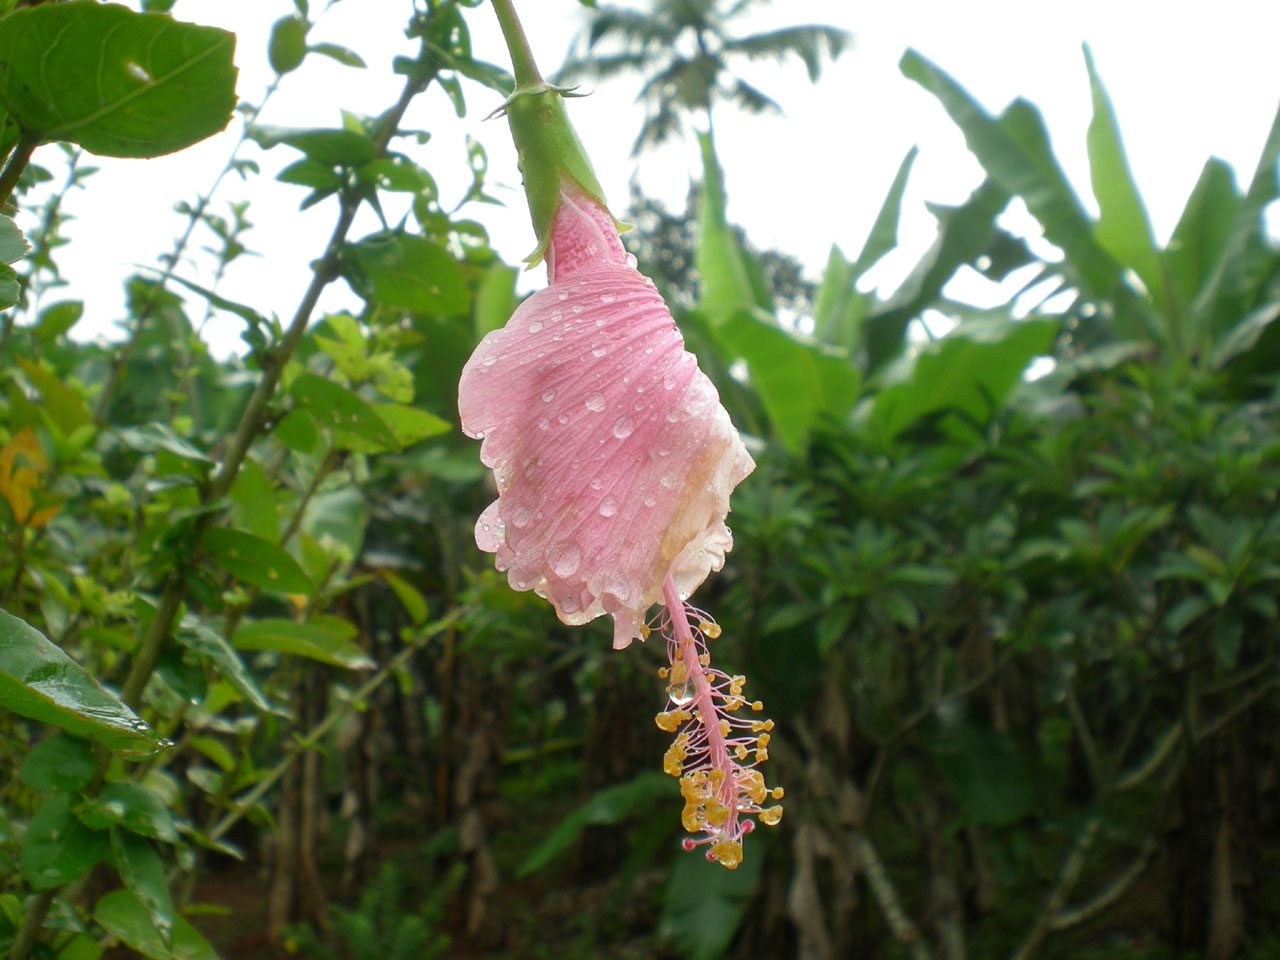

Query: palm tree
[555,0,850,155]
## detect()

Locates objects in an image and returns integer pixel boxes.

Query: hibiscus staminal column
[463,0,781,869]
[651,575,783,868]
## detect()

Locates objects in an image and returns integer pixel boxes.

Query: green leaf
[268,15,308,75]
[851,145,918,277]
[289,373,398,453]
[0,213,28,263]
[518,772,675,876]
[873,315,1056,440]
[229,458,279,543]
[94,890,168,960]
[694,132,761,319]
[34,300,83,342]
[20,732,96,793]
[273,408,320,454]
[22,793,110,889]
[77,783,180,843]
[249,125,375,167]
[111,830,174,940]
[1083,47,1167,325]
[474,261,518,338]
[116,423,213,464]
[0,608,166,756]
[0,262,17,310]
[16,356,90,436]
[203,528,314,595]
[381,571,427,625]
[367,403,450,448]
[309,42,365,68]
[0,1,237,158]
[900,51,1128,308]
[930,718,1033,826]
[342,232,470,315]
[659,832,767,960]
[177,622,274,714]
[1167,158,1239,310]
[232,616,374,670]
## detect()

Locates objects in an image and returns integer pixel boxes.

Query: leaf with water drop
[111,830,175,943]
[0,1,237,157]
[0,608,167,756]
[203,527,315,596]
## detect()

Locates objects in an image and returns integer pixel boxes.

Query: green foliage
[0,1,237,158]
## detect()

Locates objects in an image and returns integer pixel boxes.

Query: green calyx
[500,84,617,267]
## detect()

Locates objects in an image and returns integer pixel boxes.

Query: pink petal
[459,188,754,648]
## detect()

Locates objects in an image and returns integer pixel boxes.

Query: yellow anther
[710,838,742,869]
[719,719,731,737]
[751,721,765,733]
[724,697,744,712]
[703,621,722,639]
[655,709,689,733]
[771,787,784,800]
[699,654,710,666]
[658,667,669,678]
[729,680,743,697]
[669,659,687,686]
[708,768,726,784]
[640,624,651,640]
[759,805,784,826]
[740,770,766,804]
[682,802,706,833]
[706,799,730,827]
[735,745,749,760]
[756,747,769,762]
[751,700,764,712]
[757,733,771,749]
[764,719,774,731]
[681,773,708,800]
[733,675,746,686]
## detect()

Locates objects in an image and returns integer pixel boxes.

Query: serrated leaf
[0,213,28,263]
[0,1,237,157]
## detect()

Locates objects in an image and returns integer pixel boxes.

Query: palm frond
[632,104,683,156]
[727,78,782,115]
[554,51,652,85]
[585,7,680,51]
[636,56,716,111]
[722,25,851,82]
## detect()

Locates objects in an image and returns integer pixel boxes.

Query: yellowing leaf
[0,427,59,526]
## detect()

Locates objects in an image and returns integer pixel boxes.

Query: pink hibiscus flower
[459,186,755,649]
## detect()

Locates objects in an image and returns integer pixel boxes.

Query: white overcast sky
[14,0,1280,358]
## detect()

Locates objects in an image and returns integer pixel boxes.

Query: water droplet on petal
[643,494,656,507]
[542,388,557,402]
[558,415,569,424]
[599,497,618,517]
[481,355,497,367]
[551,310,563,322]
[561,595,581,614]
[592,345,607,358]
[558,290,569,301]
[612,416,635,439]
[601,292,617,304]
[528,321,543,333]
[590,477,603,490]
[549,543,581,577]
[512,506,532,528]
[538,417,550,430]
[660,475,678,489]
[572,304,584,314]
[585,393,606,412]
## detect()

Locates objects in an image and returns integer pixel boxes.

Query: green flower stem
[489,0,542,90]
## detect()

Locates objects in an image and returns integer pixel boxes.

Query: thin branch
[1050,836,1158,931]
[855,832,931,960]
[1007,816,1100,960]
[1063,680,1103,792]
[1196,676,1279,743]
